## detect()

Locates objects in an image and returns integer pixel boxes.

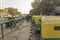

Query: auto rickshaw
[4,15,15,28]
[42,16,60,40]
[32,16,41,34]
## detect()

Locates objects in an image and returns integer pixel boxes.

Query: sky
[0,0,33,14]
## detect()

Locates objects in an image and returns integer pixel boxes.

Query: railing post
[11,21,13,32]
[14,20,17,31]
[1,24,4,39]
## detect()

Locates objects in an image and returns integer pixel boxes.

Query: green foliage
[30,0,58,15]
[30,9,40,15]
[7,7,22,16]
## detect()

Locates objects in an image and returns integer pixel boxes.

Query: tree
[30,9,40,15]
[6,7,22,16]
[7,8,17,15]
[30,0,57,15]
[31,0,41,9]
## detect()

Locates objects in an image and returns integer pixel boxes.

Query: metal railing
[0,18,25,40]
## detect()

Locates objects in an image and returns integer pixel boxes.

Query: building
[0,3,8,18]
[0,9,8,18]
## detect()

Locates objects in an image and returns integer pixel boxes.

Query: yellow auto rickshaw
[32,15,41,33]
[4,15,15,27]
[42,16,60,40]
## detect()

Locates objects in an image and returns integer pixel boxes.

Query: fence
[0,18,24,40]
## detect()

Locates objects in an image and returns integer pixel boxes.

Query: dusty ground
[1,20,31,40]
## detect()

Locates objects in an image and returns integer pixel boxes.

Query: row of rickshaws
[4,16,24,28]
[32,15,60,40]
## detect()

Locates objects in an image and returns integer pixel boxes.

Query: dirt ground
[1,20,31,40]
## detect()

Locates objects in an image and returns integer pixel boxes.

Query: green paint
[32,20,41,31]
[36,24,41,28]
[43,38,60,40]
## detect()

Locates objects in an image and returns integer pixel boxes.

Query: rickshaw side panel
[42,16,60,40]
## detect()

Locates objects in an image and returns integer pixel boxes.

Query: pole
[1,24,4,39]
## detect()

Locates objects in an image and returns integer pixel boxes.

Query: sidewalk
[2,20,31,40]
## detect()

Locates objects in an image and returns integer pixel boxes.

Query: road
[1,20,31,40]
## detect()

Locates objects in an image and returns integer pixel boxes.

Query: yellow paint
[5,15,12,18]
[32,16,34,20]
[4,15,12,22]
[36,28,40,30]
[32,16,41,24]
[0,9,8,14]
[42,16,60,38]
